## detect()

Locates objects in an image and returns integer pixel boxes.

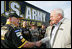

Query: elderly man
[36,8,71,48]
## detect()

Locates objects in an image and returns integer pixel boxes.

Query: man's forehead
[51,9,56,12]
[50,10,57,16]
[11,17,19,20]
[50,13,55,16]
[11,17,16,18]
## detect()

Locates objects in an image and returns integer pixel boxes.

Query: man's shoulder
[60,18,71,28]
[2,24,11,29]
[62,18,71,24]
[46,26,52,29]
[46,26,52,33]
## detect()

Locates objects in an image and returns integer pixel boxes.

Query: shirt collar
[53,18,64,26]
[59,18,65,23]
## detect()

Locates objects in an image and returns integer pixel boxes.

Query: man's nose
[50,18,52,20]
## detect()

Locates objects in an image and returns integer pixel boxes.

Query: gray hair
[51,8,64,18]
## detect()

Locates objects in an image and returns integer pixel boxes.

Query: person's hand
[35,40,42,47]
[23,41,35,48]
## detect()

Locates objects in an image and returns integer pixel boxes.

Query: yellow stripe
[18,41,28,48]
[21,38,25,43]
[6,21,11,24]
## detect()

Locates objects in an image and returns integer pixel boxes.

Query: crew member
[1,13,36,48]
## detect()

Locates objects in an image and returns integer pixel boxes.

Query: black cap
[9,13,21,18]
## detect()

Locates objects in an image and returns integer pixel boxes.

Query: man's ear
[58,13,62,18]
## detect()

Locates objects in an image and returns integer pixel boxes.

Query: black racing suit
[1,24,28,48]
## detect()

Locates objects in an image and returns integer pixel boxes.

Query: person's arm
[41,37,49,43]
[35,37,49,47]
[22,41,36,48]
[12,29,35,48]
[41,27,50,43]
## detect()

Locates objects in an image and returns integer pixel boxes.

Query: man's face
[42,25,45,29]
[31,25,37,30]
[50,11,59,25]
[11,17,19,26]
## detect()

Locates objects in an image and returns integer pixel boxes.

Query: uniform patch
[15,30,20,32]
[16,32,23,39]
[16,32,22,37]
